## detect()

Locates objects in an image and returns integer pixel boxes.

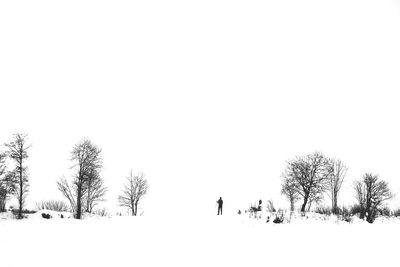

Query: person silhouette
[217,197,223,215]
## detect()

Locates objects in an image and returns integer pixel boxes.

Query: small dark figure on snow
[217,197,223,215]
[258,199,262,211]
[238,210,241,215]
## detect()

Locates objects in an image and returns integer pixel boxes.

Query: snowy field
[1,212,399,267]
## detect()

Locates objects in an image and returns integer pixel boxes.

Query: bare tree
[282,152,331,212]
[57,138,102,219]
[84,169,107,213]
[0,172,17,212]
[327,159,347,214]
[0,151,8,211]
[306,191,324,212]
[5,133,30,219]
[118,171,148,216]
[265,199,276,212]
[0,151,6,179]
[0,151,17,212]
[57,177,77,214]
[281,176,299,211]
[354,173,393,223]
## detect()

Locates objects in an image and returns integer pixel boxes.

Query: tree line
[0,134,395,223]
[281,151,393,223]
[0,133,148,219]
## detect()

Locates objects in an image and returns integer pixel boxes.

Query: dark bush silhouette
[41,213,51,219]
[273,214,284,224]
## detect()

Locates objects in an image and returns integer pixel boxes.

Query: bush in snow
[41,213,52,219]
[36,200,70,212]
[266,200,276,212]
[393,209,400,217]
[378,206,391,217]
[273,211,285,224]
[93,208,109,217]
[315,206,331,216]
[349,204,363,216]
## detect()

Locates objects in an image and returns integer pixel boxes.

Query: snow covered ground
[1,211,399,267]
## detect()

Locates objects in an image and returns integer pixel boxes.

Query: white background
[1,0,400,216]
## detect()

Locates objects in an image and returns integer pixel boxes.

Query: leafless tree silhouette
[283,152,331,212]
[327,159,347,214]
[0,151,8,211]
[5,133,30,219]
[281,177,299,211]
[306,190,324,212]
[57,177,77,214]
[118,171,148,216]
[0,172,17,212]
[0,152,17,212]
[0,151,6,180]
[354,173,392,223]
[84,169,107,213]
[57,138,103,219]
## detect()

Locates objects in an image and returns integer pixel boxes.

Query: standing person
[217,197,223,215]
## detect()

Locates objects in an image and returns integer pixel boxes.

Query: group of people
[216,198,262,216]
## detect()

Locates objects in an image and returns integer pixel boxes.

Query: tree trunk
[301,194,309,212]
[360,207,365,220]
[131,201,135,216]
[86,180,91,213]
[332,197,338,215]
[76,184,82,219]
[18,159,23,219]
[367,208,375,223]
[134,202,138,216]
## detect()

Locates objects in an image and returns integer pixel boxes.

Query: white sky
[1,0,400,216]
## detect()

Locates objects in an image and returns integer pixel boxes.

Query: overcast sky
[1,0,400,216]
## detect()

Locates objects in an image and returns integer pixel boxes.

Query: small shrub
[315,206,331,216]
[337,206,350,217]
[41,213,52,219]
[266,200,276,212]
[249,206,260,212]
[93,208,109,217]
[393,208,400,217]
[335,206,352,223]
[350,204,363,216]
[11,209,36,216]
[273,209,285,224]
[36,200,69,212]
[273,214,284,223]
[378,206,391,217]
